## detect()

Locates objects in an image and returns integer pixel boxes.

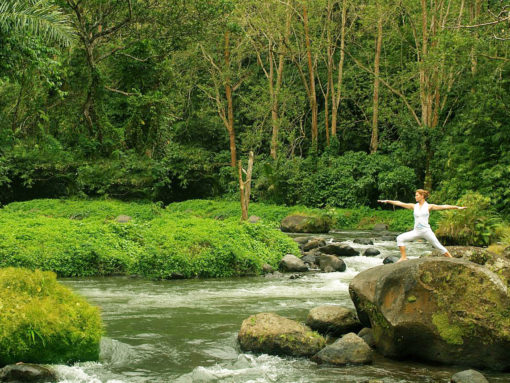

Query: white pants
[396,228,448,254]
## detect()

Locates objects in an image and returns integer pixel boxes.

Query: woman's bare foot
[444,251,453,258]
[396,257,408,263]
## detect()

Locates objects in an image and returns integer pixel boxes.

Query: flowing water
[55,231,510,383]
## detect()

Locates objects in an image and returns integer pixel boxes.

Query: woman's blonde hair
[416,189,430,199]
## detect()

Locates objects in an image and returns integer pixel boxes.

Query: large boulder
[279,254,308,272]
[0,364,56,383]
[318,255,346,273]
[306,306,362,336]
[280,215,330,233]
[319,244,359,257]
[238,313,326,357]
[311,333,373,366]
[349,258,510,370]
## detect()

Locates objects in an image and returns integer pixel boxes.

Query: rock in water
[349,258,510,370]
[0,364,56,382]
[363,248,380,256]
[319,244,359,257]
[238,313,325,357]
[318,255,346,272]
[311,333,373,365]
[358,328,375,348]
[450,369,489,383]
[303,239,326,252]
[279,254,308,272]
[383,256,400,264]
[306,306,362,336]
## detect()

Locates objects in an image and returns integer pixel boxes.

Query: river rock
[0,364,56,382]
[306,306,362,336]
[319,244,359,257]
[358,327,375,347]
[318,255,346,273]
[303,239,326,252]
[450,369,489,383]
[353,238,374,245]
[264,271,283,278]
[363,248,380,256]
[115,215,132,223]
[262,264,275,274]
[238,313,326,357]
[373,223,389,231]
[349,257,510,370]
[280,215,330,233]
[293,236,310,245]
[311,333,373,365]
[279,254,308,272]
[381,235,396,241]
[301,254,318,265]
[383,255,400,264]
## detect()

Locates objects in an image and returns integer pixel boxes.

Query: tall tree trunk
[239,151,254,221]
[270,8,291,159]
[331,0,347,140]
[370,12,383,154]
[303,4,318,146]
[224,30,237,167]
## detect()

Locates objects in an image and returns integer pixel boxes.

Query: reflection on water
[55,231,509,383]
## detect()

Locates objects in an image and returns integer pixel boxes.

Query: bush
[436,191,502,246]
[0,267,103,366]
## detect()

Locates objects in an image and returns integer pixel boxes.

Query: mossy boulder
[349,258,510,370]
[0,268,103,367]
[280,215,330,233]
[238,313,326,357]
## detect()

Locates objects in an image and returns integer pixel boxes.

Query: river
[56,231,509,383]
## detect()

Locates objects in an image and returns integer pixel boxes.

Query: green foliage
[0,267,103,365]
[0,199,298,278]
[436,192,502,246]
[0,0,74,46]
[252,152,416,209]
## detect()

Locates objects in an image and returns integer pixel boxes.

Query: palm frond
[0,0,75,46]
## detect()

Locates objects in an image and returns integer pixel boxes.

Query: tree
[0,0,74,46]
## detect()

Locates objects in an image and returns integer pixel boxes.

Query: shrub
[0,267,103,366]
[436,191,502,246]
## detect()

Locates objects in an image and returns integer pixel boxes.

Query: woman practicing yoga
[378,189,466,262]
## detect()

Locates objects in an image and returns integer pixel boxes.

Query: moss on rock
[0,268,103,366]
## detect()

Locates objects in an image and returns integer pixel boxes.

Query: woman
[378,189,466,262]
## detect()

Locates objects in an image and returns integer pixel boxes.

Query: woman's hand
[377,200,388,204]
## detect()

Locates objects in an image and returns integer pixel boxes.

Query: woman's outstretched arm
[429,204,467,211]
[377,200,415,210]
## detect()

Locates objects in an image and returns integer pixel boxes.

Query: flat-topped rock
[238,313,325,357]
